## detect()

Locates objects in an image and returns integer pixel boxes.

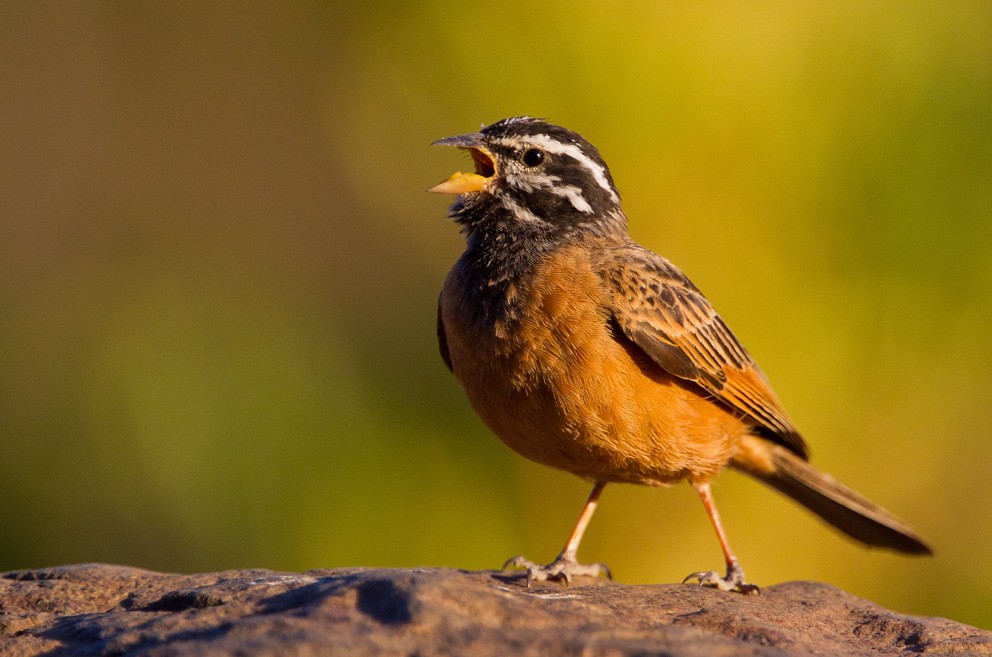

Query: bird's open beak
[429,132,497,195]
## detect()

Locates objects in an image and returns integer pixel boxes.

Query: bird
[428,116,931,593]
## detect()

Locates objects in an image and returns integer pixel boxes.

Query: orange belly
[440,246,749,486]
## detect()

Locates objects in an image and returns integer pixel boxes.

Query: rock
[0,564,988,656]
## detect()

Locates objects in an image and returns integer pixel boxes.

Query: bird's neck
[450,195,628,324]
[456,220,550,324]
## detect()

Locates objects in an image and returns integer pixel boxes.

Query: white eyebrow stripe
[512,133,618,202]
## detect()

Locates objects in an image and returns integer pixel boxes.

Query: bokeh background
[2,1,990,629]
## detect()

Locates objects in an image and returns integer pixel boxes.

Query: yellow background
[1,2,989,628]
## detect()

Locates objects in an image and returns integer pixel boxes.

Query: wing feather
[437,301,453,373]
[601,246,808,458]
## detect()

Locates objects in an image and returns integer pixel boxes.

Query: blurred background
[2,1,990,629]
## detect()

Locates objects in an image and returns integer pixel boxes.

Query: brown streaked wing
[601,246,808,459]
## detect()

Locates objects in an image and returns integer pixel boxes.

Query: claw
[683,564,759,595]
[503,554,612,587]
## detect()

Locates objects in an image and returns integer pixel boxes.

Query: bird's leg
[503,481,612,586]
[683,482,760,595]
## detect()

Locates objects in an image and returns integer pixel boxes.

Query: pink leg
[504,481,612,585]
[683,482,759,594]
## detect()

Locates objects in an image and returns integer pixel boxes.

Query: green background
[2,2,990,629]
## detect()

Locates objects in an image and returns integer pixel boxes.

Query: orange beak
[428,132,497,195]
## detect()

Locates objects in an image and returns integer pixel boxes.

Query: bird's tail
[730,435,932,555]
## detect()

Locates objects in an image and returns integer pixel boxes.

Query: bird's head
[430,117,624,233]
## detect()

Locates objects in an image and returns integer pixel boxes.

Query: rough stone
[0,564,988,656]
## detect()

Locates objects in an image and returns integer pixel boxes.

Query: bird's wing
[437,301,453,372]
[600,245,808,458]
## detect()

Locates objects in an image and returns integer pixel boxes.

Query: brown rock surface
[0,564,988,656]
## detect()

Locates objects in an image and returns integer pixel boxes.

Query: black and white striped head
[430,117,623,233]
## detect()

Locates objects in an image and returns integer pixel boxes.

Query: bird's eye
[521,148,545,167]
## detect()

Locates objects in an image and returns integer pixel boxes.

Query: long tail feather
[731,435,932,555]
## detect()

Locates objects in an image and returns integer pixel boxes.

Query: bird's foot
[683,563,759,595]
[502,554,612,587]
